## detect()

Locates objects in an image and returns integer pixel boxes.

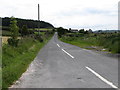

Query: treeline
[57,27,120,53]
[5,17,55,47]
[57,27,92,38]
[2,17,54,30]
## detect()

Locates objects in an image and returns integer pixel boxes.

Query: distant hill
[2,17,54,30]
[94,30,120,33]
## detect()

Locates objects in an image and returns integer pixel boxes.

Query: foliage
[34,34,43,42]
[2,30,11,36]
[2,17,54,31]
[21,25,29,36]
[8,38,19,47]
[2,37,40,88]
[10,17,19,40]
[8,17,19,47]
[79,29,85,33]
[60,32,120,53]
[2,33,54,88]
[57,27,69,37]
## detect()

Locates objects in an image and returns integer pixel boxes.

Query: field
[2,36,21,44]
[2,36,10,44]
[2,30,11,36]
[29,28,53,31]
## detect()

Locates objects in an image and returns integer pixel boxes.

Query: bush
[57,27,68,37]
[21,25,30,36]
[8,38,19,47]
[8,17,19,47]
[34,34,43,42]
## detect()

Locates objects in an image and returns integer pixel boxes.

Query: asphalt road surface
[11,32,118,88]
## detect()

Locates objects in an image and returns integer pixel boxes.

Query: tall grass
[2,33,53,88]
[60,33,120,53]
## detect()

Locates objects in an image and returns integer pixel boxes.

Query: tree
[2,17,54,29]
[8,17,19,47]
[98,30,102,33]
[57,27,68,37]
[88,29,93,33]
[10,17,19,39]
[79,29,85,33]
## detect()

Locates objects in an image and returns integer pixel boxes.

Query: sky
[0,0,119,30]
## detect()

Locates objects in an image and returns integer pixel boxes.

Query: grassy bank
[2,33,53,88]
[60,33,120,53]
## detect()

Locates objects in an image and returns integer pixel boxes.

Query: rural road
[11,32,118,88]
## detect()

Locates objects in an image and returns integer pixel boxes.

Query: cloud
[0,0,119,30]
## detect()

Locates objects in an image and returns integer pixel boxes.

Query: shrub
[9,16,19,47]
[21,25,30,36]
[8,38,19,47]
[34,34,43,42]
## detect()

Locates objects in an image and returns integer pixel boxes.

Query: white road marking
[57,44,60,47]
[86,66,118,89]
[62,49,74,58]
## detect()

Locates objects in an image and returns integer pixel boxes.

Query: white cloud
[0,0,119,30]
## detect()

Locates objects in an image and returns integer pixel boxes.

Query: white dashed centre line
[62,49,74,59]
[86,66,118,89]
[57,44,60,47]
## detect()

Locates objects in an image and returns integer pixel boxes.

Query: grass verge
[60,33,120,54]
[2,34,53,89]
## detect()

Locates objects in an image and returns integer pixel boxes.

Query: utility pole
[38,4,40,20]
[38,4,40,35]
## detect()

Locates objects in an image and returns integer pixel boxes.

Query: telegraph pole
[38,4,40,20]
[38,4,40,35]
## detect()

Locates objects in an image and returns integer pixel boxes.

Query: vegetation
[0,41,1,89]
[1,17,54,37]
[57,27,120,53]
[2,17,54,31]
[57,27,70,38]
[2,31,54,88]
[2,17,55,89]
[2,30,12,36]
[8,17,19,47]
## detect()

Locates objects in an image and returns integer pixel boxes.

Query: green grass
[0,68,1,89]
[2,33,53,88]
[29,28,53,31]
[34,32,45,35]
[60,33,120,53]
[0,63,1,89]
[60,36,96,48]
[2,30,11,36]
[2,30,21,36]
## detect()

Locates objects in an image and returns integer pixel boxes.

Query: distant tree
[98,30,102,33]
[84,30,89,34]
[52,28,55,32]
[69,28,71,31]
[79,29,85,33]
[88,29,93,33]
[2,17,54,29]
[8,16,19,47]
[57,27,68,37]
